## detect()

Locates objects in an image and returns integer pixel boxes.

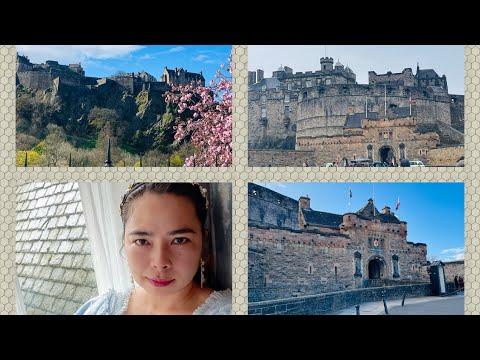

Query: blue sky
[249,45,464,95]
[254,182,464,262]
[17,45,232,86]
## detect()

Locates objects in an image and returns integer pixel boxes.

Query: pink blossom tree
[164,57,232,166]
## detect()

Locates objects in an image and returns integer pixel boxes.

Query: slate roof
[344,112,379,128]
[416,69,439,79]
[249,77,281,91]
[356,198,401,223]
[302,208,344,228]
[390,106,411,118]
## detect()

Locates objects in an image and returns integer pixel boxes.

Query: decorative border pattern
[0,45,478,315]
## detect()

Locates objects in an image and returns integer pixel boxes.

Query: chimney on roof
[299,195,310,209]
[382,206,391,215]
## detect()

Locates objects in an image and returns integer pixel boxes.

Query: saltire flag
[396,196,400,210]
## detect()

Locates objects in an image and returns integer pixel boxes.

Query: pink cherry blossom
[164,56,233,167]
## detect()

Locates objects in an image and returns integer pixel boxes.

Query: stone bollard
[355,305,360,315]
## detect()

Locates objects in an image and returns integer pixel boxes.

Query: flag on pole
[350,189,352,198]
[396,196,400,210]
[409,95,416,117]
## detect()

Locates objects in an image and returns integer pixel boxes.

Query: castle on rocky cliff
[248,57,464,166]
[16,54,205,95]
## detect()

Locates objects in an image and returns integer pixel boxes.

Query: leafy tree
[44,124,72,166]
[16,133,39,151]
[88,107,119,131]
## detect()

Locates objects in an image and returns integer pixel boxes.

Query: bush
[32,140,46,154]
[16,150,45,167]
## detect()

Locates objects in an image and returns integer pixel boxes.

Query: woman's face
[124,192,203,295]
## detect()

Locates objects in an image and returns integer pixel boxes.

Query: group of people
[454,275,464,291]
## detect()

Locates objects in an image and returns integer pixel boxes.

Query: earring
[200,259,206,288]
[130,275,135,288]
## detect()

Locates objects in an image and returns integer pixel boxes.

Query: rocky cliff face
[16,81,170,152]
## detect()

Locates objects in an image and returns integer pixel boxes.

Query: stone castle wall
[368,68,415,86]
[248,183,299,229]
[17,71,56,91]
[249,283,432,314]
[248,223,428,302]
[450,95,464,132]
[248,90,297,147]
[248,149,315,167]
[427,146,464,166]
[444,261,464,281]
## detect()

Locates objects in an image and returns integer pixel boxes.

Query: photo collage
[0,45,477,315]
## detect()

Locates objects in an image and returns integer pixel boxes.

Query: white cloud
[440,247,464,261]
[16,45,145,64]
[193,54,209,61]
[139,54,153,60]
[167,46,186,53]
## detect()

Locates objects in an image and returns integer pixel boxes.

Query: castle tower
[320,57,334,71]
[248,71,256,86]
[298,195,311,229]
[256,69,264,82]
[334,59,344,71]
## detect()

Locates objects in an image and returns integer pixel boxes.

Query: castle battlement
[16,54,205,93]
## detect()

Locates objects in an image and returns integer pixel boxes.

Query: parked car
[409,160,425,167]
[325,162,334,167]
[371,161,388,167]
[400,159,411,167]
[350,158,373,167]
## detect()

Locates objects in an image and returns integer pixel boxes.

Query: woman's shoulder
[75,288,132,315]
[194,289,232,315]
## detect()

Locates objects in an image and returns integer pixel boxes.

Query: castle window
[335,266,338,283]
[252,189,257,196]
[261,84,266,91]
[451,97,456,103]
[399,143,405,159]
[261,107,266,118]
[367,144,373,160]
[284,94,290,103]
[354,251,362,277]
[261,95,266,104]
[326,79,331,85]
[306,80,312,88]
[277,199,281,204]
[392,255,400,278]
[323,65,326,70]
[287,83,292,91]
[308,266,312,274]
[284,106,290,118]
[303,92,308,99]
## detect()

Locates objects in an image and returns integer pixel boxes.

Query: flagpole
[349,186,352,213]
[365,95,368,118]
[373,183,375,217]
[409,95,412,116]
[384,84,387,118]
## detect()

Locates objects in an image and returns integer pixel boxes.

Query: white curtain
[78,183,131,295]
[16,277,27,315]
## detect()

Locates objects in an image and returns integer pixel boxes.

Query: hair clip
[192,183,209,210]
